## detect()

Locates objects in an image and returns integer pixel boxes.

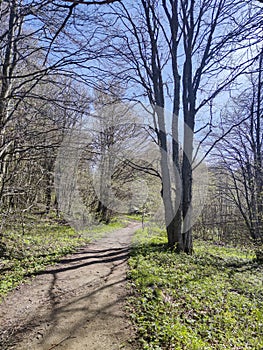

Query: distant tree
[211,52,263,257]
[194,166,248,244]
[82,86,158,223]
[0,0,94,247]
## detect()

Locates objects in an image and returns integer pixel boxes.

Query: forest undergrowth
[128,226,263,350]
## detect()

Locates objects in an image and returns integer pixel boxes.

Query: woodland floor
[0,222,139,350]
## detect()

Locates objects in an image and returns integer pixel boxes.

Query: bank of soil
[0,222,139,350]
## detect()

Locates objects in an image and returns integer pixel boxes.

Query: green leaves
[128,228,263,349]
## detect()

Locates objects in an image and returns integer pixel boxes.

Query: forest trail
[0,222,139,350]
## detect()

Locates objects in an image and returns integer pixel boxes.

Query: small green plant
[128,227,263,349]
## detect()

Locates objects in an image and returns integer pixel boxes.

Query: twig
[48,336,77,350]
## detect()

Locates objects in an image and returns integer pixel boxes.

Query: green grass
[0,218,125,300]
[125,214,144,222]
[128,227,263,350]
[82,219,126,238]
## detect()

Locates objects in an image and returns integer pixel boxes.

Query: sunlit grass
[128,228,263,349]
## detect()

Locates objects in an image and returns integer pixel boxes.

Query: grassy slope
[0,219,124,299]
[128,227,263,350]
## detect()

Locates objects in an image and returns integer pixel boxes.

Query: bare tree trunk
[45,167,53,214]
[142,0,178,247]
[170,0,183,252]
[155,108,175,247]
[181,0,195,253]
[255,49,263,244]
[182,114,194,253]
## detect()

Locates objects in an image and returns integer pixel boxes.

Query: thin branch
[44,3,77,65]
[193,115,251,170]
[61,0,120,4]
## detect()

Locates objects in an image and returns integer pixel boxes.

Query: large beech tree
[98,0,262,252]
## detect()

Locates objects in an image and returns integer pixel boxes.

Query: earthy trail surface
[0,222,139,350]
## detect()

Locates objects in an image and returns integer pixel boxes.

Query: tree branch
[61,0,120,4]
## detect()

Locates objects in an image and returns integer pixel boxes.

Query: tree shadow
[1,244,134,349]
[194,252,262,273]
[129,241,169,256]
[129,240,263,292]
[24,246,131,278]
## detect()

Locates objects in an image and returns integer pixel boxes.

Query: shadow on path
[0,224,138,350]
[25,247,131,277]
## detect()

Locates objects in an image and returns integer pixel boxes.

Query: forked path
[0,222,139,350]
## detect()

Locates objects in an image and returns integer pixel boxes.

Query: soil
[0,222,140,350]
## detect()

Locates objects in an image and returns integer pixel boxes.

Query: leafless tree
[194,166,247,244]
[80,86,157,223]
[97,0,262,252]
[0,0,97,247]
[211,53,263,257]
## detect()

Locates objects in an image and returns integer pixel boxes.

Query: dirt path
[0,222,139,350]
